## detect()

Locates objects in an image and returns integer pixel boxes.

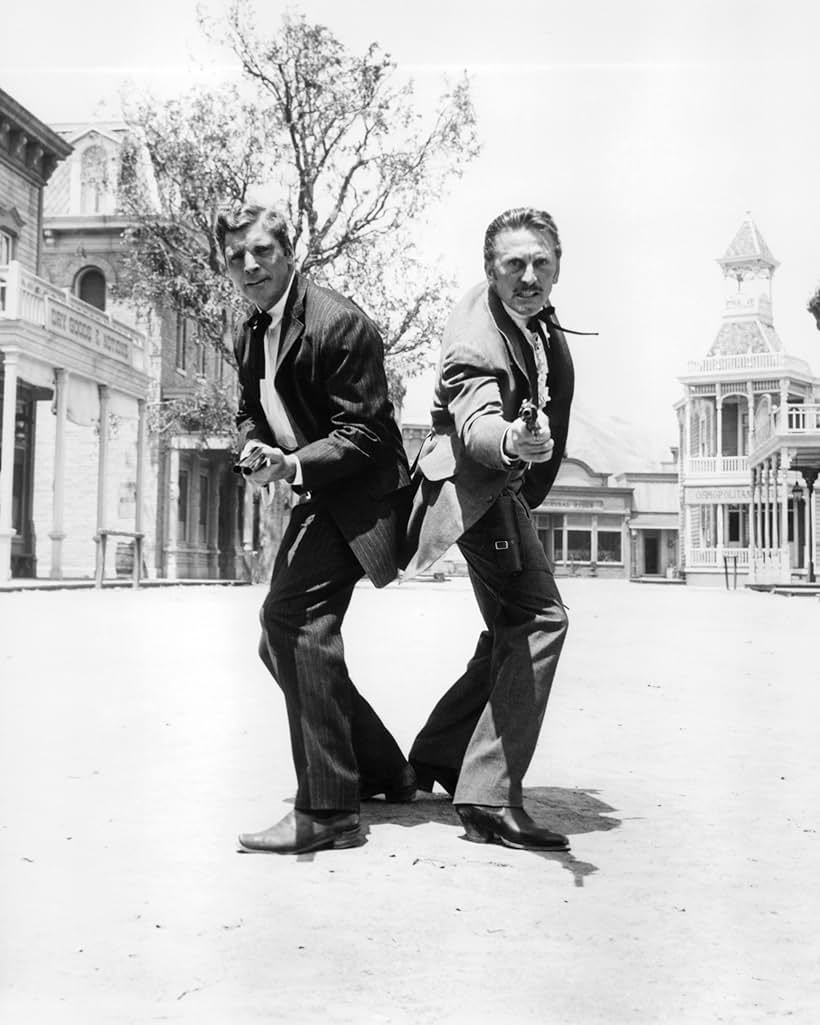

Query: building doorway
[643,532,661,575]
[0,383,38,577]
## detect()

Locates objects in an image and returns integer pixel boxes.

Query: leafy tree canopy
[116,0,480,393]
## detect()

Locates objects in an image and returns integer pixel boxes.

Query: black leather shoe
[360,763,418,803]
[455,805,569,851]
[409,760,459,797]
[237,810,362,854]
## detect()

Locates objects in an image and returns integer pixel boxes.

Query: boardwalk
[1,578,817,1024]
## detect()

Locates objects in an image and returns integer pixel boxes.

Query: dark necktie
[246,308,272,378]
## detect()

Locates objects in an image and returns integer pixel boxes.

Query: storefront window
[567,529,591,563]
[597,531,622,563]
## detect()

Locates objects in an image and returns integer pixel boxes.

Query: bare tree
[117,2,480,393]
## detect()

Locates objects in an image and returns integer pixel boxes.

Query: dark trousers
[259,501,407,812]
[410,491,568,806]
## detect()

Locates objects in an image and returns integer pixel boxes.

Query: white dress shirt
[248,273,304,486]
[499,302,551,465]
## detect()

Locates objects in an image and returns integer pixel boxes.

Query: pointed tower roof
[706,213,783,357]
[718,213,779,270]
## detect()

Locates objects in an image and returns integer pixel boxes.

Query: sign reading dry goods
[47,299,131,363]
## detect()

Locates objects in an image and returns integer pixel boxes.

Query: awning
[628,513,679,531]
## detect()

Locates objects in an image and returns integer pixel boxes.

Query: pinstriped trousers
[258,501,407,812]
[410,490,569,806]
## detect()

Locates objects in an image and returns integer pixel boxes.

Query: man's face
[487,226,559,318]
[223,218,293,310]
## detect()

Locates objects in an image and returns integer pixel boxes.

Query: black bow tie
[526,306,557,333]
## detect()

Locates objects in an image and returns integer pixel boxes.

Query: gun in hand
[232,447,270,476]
[519,400,541,436]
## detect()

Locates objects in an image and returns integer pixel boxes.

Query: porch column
[779,451,789,564]
[755,466,763,555]
[772,454,780,549]
[135,398,146,582]
[0,348,20,581]
[166,444,180,580]
[803,483,811,578]
[805,469,818,583]
[792,482,802,570]
[745,383,754,456]
[716,502,724,553]
[763,459,771,550]
[49,368,70,579]
[96,386,110,534]
[748,465,756,553]
[716,394,723,464]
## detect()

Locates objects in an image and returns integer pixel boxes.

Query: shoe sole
[237,826,364,855]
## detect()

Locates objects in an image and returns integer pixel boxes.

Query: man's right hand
[503,410,554,463]
[239,441,298,484]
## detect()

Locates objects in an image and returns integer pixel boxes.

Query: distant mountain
[565,402,676,474]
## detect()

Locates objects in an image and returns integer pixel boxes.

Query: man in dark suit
[403,207,575,852]
[217,202,415,855]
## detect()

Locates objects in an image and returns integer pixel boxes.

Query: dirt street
[1,578,818,1024]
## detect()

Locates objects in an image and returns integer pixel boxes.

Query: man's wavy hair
[483,207,562,279]
[215,201,294,261]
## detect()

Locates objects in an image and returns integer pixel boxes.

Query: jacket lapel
[275,272,306,378]
[487,288,536,396]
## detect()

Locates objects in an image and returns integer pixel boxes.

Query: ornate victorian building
[40,121,251,582]
[0,89,151,583]
[676,215,820,587]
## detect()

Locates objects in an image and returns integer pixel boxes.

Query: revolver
[232,447,270,476]
[519,399,541,436]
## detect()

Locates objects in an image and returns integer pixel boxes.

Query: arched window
[76,267,106,310]
[80,145,108,214]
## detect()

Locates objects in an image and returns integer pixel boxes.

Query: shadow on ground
[361,785,621,886]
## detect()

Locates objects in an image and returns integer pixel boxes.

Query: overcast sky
[5,0,820,449]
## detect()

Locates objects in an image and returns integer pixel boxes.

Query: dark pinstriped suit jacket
[234,272,411,588]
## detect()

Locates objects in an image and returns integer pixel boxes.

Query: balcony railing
[782,404,820,433]
[686,455,749,475]
[686,352,812,377]
[0,260,146,373]
[751,403,820,451]
[686,547,750,568]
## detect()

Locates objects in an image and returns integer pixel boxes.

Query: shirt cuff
[290,456,303,487]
